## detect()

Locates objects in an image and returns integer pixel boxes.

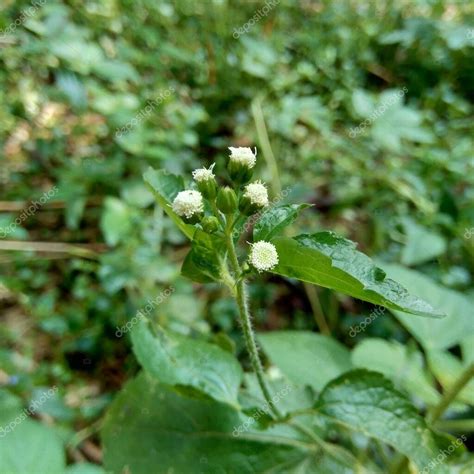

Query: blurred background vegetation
[0,0,473,471]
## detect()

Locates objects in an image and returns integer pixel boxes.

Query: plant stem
[428,363,474,423]
[224,224,282,419]
[303,282,331,335]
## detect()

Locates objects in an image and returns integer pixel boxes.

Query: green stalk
[224,219,282,419]
[428,363,474,423]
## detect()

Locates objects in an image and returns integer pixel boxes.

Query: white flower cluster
[249,241,279,272]
[244,181,268,207]
[228,147,257,169]
[192,163,215,183]
[172,190,204,218]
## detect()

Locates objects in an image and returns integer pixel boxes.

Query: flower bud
[216,187,238,215]
[239,181,268,215]
[228,147,256,184]
[202,216,219,233]
[192,164,217,199]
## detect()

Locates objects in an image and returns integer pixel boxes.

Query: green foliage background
[0,0,473,472]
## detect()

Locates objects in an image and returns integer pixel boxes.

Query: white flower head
[192,163,215,183]
[228,147,257,169]
[172,190,204,218]
[249,241,279,272]
[244,181,268,207]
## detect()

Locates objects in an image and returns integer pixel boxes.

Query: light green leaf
[271,233,444,317]
[352,339,440,405]
[181,230,226,283]
[143,168,195,240]
[401,218,446,266]
[131,320,242,407]
[65,463,105,474]
[253,204,311,242]
[316,370,448,473]
[103,373,372,474]
[259,331,352,391]
[381,264,474,350]
[0,419,65,474]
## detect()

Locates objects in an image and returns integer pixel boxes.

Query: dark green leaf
[316,370,448,473]
[271,232,445,317]
[253,204,311,241]
[181,229,226,283]
[131,319,242,407]
[103,373,370,474]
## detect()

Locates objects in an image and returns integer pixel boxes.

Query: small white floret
[192,163,215,183]
[228,147,257,168]
[249,241,279,272]
[244,181,268,207]
[172,190,204,218]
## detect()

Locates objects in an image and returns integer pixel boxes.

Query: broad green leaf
[381,264,474,349]
[0,419,65,474]
[181,229,225,283]
[259,331,352,391]
[401,217,446,266]
[271,233,444,317]
[143,167,195,240]
[131,319,242,407]
[352,339,440,405]
[102,373,368,474]
[316,370,448,474]
[427,350,474,406]
[253,204,311,242]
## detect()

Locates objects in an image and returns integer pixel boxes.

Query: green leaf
[271,232,444,317]
[352,339,440,405]
[143,167,195,240]
[103,372,371,474]
[316,370,448,473]
[131,320,242,407]
[253,204,311,242]
[181,229,225,283]
[0,419,65,474]
[427,350,474,406]
[259,331,352,391]
[65,463,106,474]
[401,218,446,266]
[381,264,474,350]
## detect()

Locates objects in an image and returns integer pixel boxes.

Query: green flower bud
[202,216,219,233]
[228,159,254,184]
[228,147,256,184]
[192,165,217,199]
[216,187,238,215]
[238,195,257,216]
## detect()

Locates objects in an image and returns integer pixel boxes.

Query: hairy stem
[224,224,282,419]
